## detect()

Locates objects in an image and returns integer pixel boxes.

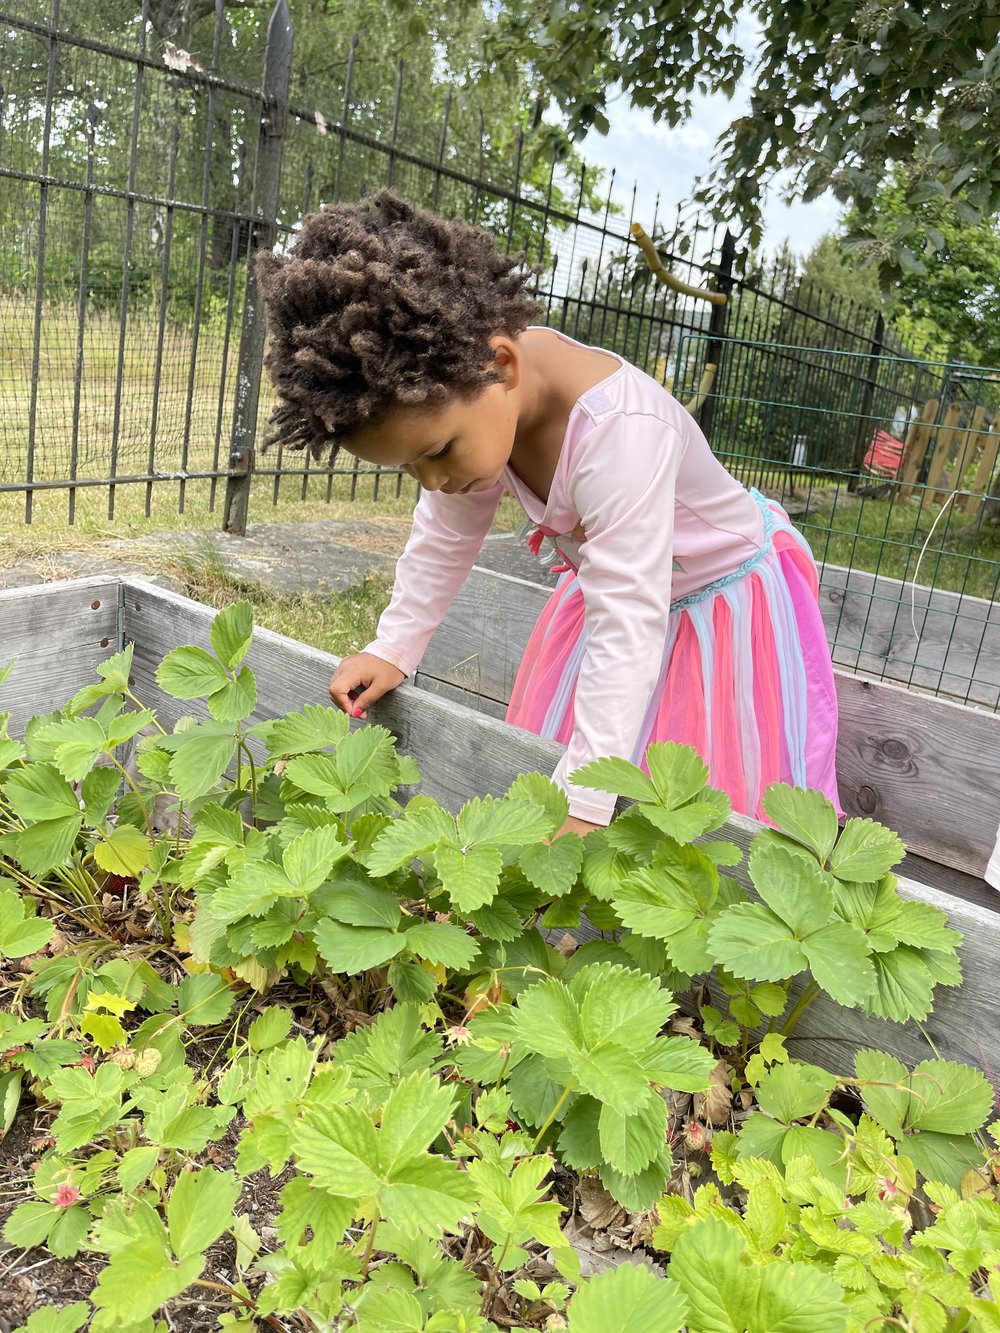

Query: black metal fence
[1,0,948,531]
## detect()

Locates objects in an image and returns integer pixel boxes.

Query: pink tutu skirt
[506,492,842,821]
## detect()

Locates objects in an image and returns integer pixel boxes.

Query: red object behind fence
[864,429,908,479]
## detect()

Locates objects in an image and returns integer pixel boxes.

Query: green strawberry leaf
[365,805,456,876]
[94,825,152,878]
[167,727,236,802]
[95,643,134,693]
[456,795,553,849]
[904,1131,984,1189]
[505,771,569,831]
[177,973,236,1026]
[569,755,657,802]
[15,814,83,877]
[206,666,257,724]
[433,842,503,912]
[281,824,347,894]
[755,1063,838,1124]
[252,703,349,756]
[708,903,808,981]
[518,833,584,897]
[209,600,254,670]
[403,920,479,970]
[864,947,936,1023]
[91,1237,203,1323]
[3,762,81,822]
[167,1167,241,1260]
[0,887,55,958]
[800,918,875,1007]
[314,919,407,972]
[567,1253,687,1332]
[597,1090,668,1175]
[156,645,228,700]
[829,818,905,883]
[762,784,840,864]
[748,840,834,935]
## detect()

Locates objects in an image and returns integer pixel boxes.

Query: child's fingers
[328,667,364,714]
[348,681,389,718]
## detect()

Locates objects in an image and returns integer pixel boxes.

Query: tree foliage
[487,1,1000,270]
[842,185,1000,366]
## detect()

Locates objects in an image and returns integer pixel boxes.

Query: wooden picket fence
[894,398,1000,510]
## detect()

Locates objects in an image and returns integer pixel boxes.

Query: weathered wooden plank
[818,564,1000,709]
[898,398,939,499]
[417,565,1000,879]
[122,579,567,816]
[961,418,1000,515]
[118,578,1000,1075]
[833,673,1000,875]
[0,577,122,735]
[923,401,964,503]
[417,566,545,705]
[948,404,988,500]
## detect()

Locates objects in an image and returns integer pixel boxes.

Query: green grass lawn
[798,484,1000,602]
[165,542,395,659]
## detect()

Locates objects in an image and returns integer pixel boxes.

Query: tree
[486,1,1000,275]
[1,0,602,306]
[841,184,1000,367]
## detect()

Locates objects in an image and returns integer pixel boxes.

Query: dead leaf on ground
[694,1058,733,1125]
[562,1215,666,1279]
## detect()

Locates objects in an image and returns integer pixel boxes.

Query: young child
[257,189,841,837]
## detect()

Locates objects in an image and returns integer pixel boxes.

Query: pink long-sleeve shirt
[364,330,765,822]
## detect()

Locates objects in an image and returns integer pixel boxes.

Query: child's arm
[553,412,686,824]
[327,482,503,714]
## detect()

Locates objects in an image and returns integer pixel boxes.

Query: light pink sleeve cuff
[360,640,419,679]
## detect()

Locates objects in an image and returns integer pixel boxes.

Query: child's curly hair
[256,189,542,459]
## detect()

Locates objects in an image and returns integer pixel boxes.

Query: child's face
[347,379,518,496]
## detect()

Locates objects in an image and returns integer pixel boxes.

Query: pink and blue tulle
[506,493,842,822]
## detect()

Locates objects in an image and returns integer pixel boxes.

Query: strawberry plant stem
[779,980,821,1036]
[193,1280,293,1331]
[531,1078,577,1152]
[360,1210,381,1277]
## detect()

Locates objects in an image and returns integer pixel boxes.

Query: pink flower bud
[54,1184,80,1208]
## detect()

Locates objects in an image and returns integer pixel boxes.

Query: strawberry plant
[0,601,998,1332]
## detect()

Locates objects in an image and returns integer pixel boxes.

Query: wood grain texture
[818,564,1000,709]
[0,577,122,734]
[898,398,940,499]
[7,577,999,1075]
[122,579,567,815]
[924,402,964,503]
[962,420,1000,515]
[416,566,1000,878]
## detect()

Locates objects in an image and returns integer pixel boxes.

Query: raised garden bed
[2,575,999,1333]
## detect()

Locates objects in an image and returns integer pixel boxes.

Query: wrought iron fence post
[697,228,736,446]
[848,310,885,490]
[223,0,292,536]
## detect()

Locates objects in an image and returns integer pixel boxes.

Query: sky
[578,94,843,260]
[573,24,843,260]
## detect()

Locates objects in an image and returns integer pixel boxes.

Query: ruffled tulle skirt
[506,491,842,821]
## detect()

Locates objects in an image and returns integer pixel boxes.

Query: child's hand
[328,652,406,719]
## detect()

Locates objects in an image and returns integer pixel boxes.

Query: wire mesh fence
[2,0,933,524]
[674,332,1000,709]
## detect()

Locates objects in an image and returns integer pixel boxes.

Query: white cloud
[575,73,843,257]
